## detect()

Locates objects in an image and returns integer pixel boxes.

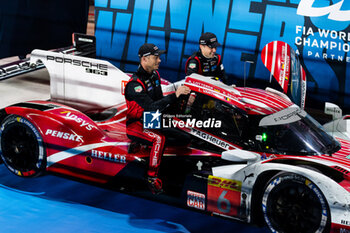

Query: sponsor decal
[259,105,307,126]
[45,129,83,142]
[46,142,126,167]
[274,108,301,122]
[207,175,241,216]
[208,176,242,192]
[189,63,196,69]
[61,111,95,130]
[186,78,238,101]
[143,129,162,166]
[187,190,205,210]
[191,128,231,150]
[46,55,108,76]
[301,75,307,109]
[280,45,290,88]
[86,68,108,76]
[91,150,126,163]
[134,85,143,93]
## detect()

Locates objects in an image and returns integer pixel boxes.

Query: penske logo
[208,175,241,192]
[45,129,83,142]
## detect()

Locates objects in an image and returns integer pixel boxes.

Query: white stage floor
[0,68,50,108]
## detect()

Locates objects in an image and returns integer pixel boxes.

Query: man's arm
[125,82,177,112]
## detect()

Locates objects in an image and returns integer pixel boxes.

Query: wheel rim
[0,116,45,177]
[1,123,39,171]
[263,174,328,233]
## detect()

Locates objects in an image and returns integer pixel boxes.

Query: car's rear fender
[1,102,135,183]
[2,102,109,154]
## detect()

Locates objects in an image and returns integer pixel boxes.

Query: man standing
[185,32,227,84]
[124,43,191,194]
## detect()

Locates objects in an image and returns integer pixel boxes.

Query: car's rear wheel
[0,115,46,177]
[262,172,330,233]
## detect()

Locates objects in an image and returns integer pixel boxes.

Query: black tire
[262,172,330,233]
[0,115,46,177]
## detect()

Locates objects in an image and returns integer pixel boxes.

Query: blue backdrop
[95,0,350,111]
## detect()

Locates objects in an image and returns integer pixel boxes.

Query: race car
[0,41,349,233]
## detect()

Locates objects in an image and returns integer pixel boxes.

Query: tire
[262,172,330,233]
[0,115,46,177]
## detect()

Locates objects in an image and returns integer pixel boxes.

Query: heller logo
[143,110,161,129]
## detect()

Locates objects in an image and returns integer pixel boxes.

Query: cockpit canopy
[178,88,340,156]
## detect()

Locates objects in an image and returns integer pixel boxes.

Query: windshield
[255,106,340,156]
[290,49,302,106]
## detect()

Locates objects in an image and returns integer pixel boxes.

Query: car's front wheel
[0,115,46,177]
[262,172,330,233]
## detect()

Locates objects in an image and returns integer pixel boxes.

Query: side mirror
[221,149,260,164]
[325,102,342,120]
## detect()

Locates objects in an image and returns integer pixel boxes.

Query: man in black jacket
[185,32,227,84]
[124,43,191,194]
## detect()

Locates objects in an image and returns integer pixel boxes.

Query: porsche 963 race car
[0,41,349,233]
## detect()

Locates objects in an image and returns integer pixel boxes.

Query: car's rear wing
[29,48,130,112]
[0,33,96,81]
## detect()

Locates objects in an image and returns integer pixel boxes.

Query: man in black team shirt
[185,32,227,84]
[124,43,191,194]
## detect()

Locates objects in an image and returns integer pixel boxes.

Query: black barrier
[0,0,89,59]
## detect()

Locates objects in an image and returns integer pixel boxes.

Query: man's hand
[175,85,191,98]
